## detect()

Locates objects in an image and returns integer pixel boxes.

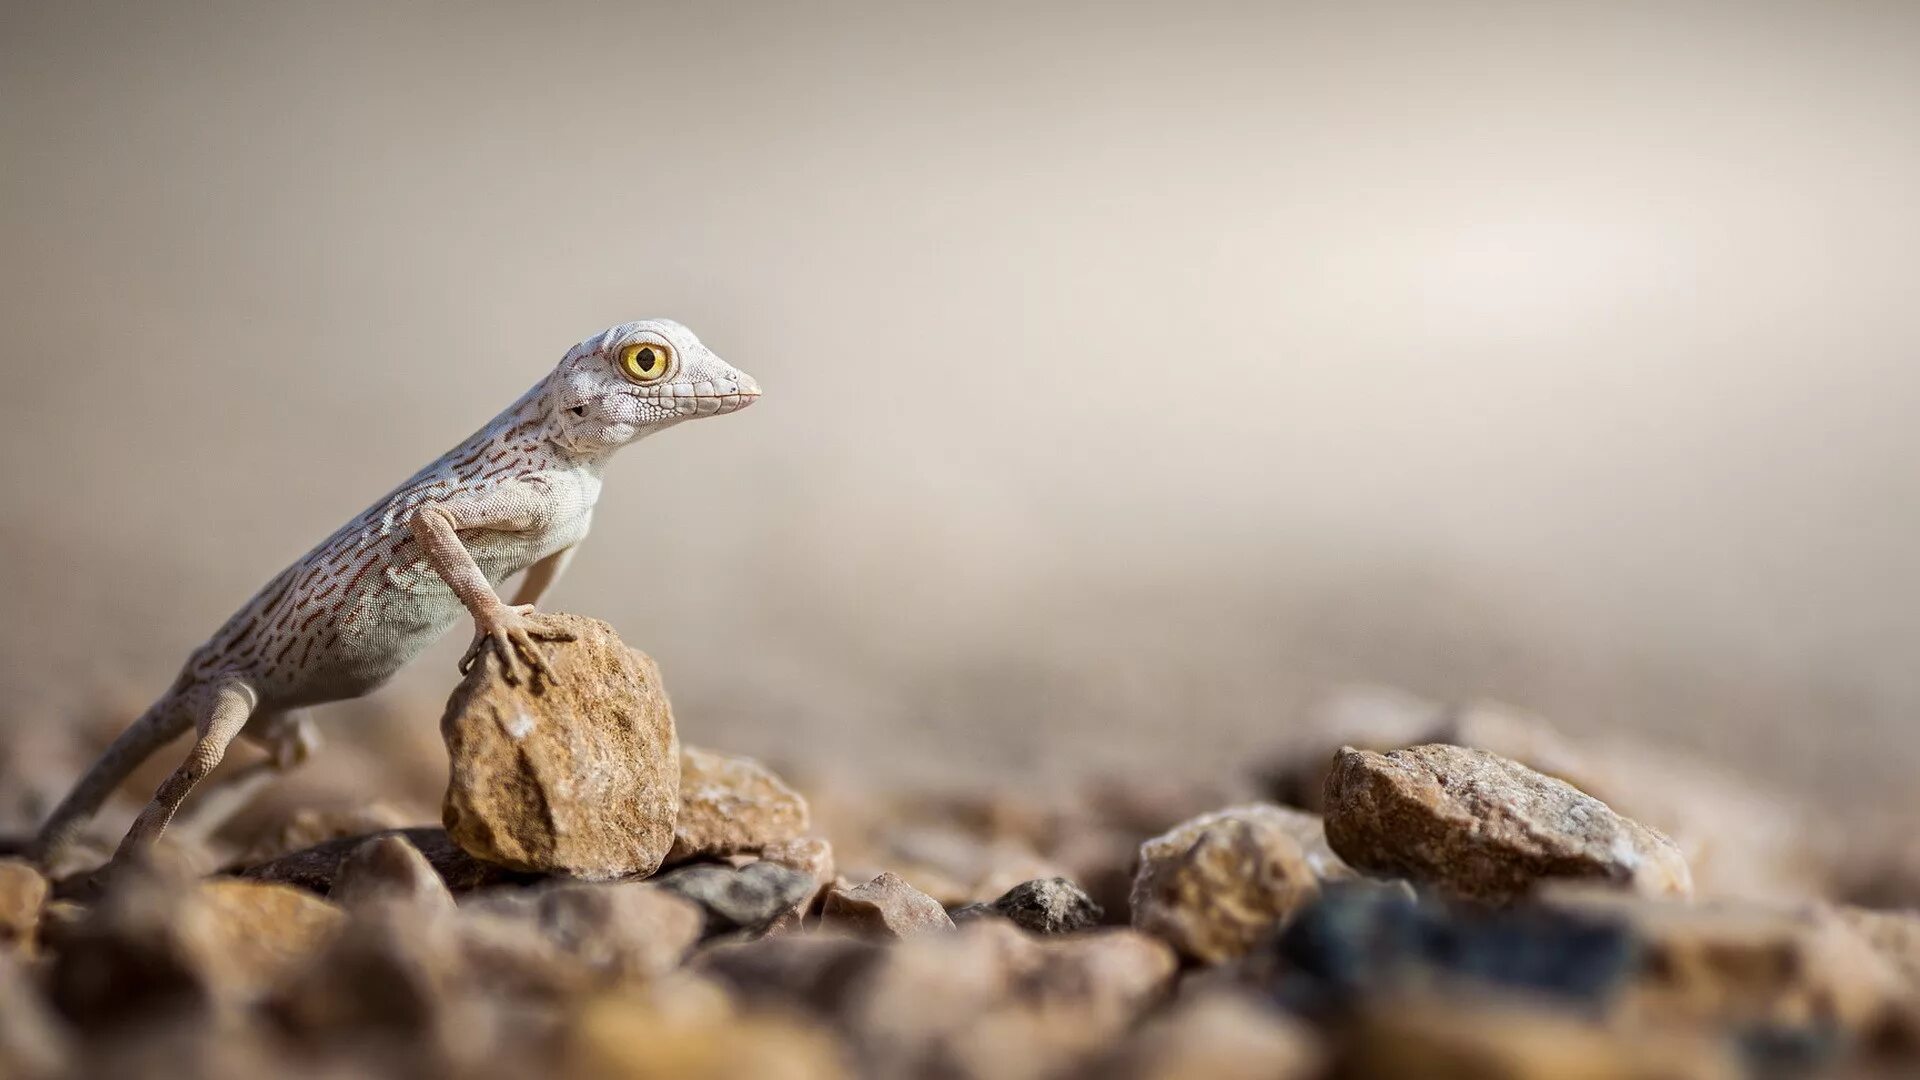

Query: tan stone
[1102,990,1323,1080]
[52,868,345,1021]
[194,879,348,992]
[568,993,849,1080]
[0,952,69,1080]
[667,747,810,864]
[849,919,1176,1080]
[1338,994,1741,1080]
[440,616,680,880]
[1131,805,1324,964]
[1837,905,1920,995]
[1542,886,1903,1036]
[329,834,457,916]
[1324,745,1692,903]
[0,859,48,957]
[821,872,954,939]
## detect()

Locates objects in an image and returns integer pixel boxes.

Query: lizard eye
[617,342,674,384]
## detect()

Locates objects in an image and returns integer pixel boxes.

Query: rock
[654,861,816,938]
[1837,905,1920,995]
[329,834,457,916]
[268,899,474,1073]
[1130,805,1324,964]
[466,881,704,981]
[1099,990,1323,1080]
[1584,736,1822,903]
[0,858,49,956]
[948,903,1002,926]
[1337,994,1741,1080]
[1323,745,1692,903]
[980,877,1102,935]
[233,802,410,865]
[695,932,884,1018]
[668,747,810,864]
[848,919,1176,1079]
[0,953,70,1080]
[757,837,836,933]
[440,615,680,880]
[1540,887,1903,1039]
[1258,880,1638,1012]
[568,993,850,1080]
[52,867,345,1024]
[822,872,955,939]
[233,826,529,895]
[273,895,592,1073]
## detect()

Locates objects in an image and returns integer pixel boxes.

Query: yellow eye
[618,342,673,383]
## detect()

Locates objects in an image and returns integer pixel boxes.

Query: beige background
[3,1,1917,804]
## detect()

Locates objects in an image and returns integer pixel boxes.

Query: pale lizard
[32,319,758,870]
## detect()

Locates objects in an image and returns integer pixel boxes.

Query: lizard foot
[461,604,578,686]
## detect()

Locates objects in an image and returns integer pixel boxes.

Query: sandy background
[2,1,1918,810]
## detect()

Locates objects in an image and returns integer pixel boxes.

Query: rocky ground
[6,619,1920,1078]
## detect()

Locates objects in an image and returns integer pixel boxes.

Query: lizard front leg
[409,483,576,685]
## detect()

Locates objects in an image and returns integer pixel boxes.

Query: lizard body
[34,319,758,868]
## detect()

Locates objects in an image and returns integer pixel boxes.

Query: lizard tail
[31,684,196,868]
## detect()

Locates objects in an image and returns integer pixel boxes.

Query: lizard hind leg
[110,676,260,865]
[31,688,197,869]
[169,708,321,847]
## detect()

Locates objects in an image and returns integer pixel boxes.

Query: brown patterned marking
[295,637,316,670]
[268,635,299,665]
[296,609,325,633]
[311,580,340,604]
[339,551,383,597]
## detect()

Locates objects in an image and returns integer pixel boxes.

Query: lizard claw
[461,605,577,685]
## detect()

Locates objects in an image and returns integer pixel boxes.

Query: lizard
[31,318,759,871]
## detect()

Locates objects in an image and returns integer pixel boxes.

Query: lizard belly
[277,522,586,705]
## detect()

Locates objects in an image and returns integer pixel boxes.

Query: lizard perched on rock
[33,319,759,870]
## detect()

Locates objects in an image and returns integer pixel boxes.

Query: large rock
[668,747,810,864]
[0,859,48,957]
[1131,805,1325,964]
[822,873,955,939]
[1324,745,1692,903]
[440,615,680,880]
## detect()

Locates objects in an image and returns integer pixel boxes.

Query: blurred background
[2,0,1917,811]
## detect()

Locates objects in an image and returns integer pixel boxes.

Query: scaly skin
[34,319,758,869]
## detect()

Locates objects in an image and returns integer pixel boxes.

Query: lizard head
[546,319,760,455]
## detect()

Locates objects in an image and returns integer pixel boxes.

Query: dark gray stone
[652,861,813,937]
